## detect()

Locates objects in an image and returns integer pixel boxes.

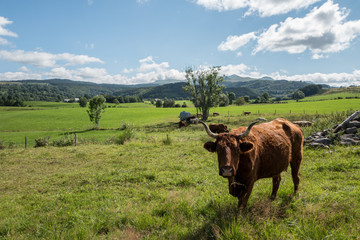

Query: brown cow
[200,118,303,210]
[209,124,229,133]
[243,111,251,115]
[213,112,220,116]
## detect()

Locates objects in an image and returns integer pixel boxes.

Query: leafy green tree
[183,66,224,120]
[234,97,246,106]
[228,92,236,105]
[155,99,163,108]
[219,93,229,107]
[79,97,88,107]
[163,99,175,108]
[261,92,270,102]
[243,96,250,103]
[293,90,305,102]
[87,96,106,129]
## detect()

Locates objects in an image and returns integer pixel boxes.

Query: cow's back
[233,118,303,179]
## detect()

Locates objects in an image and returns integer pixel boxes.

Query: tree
[228,92,236,105]
[293,90,305,102]
[155,99,162,108]
[163,99,175,108]
[79,97,88,107]
[243,96,250,103]
[261,92,270,102]
[219,93,229,107]
[87,96,106,129]
[234,97,246,106]
[183,66,224,120]
[113,99,120,105]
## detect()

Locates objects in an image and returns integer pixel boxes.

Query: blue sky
[1,0,360,86]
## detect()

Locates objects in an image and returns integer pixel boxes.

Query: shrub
[112,128,134,145]
[118,122,133,130]
[51,135,74,147]
[34,137,50,148]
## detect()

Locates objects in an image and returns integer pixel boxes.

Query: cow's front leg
[237,181,254,210]
[271,174,281,200]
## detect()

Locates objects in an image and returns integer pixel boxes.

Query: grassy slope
[303,86,360,101]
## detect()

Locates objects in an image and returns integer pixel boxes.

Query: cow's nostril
[221,167,233,177]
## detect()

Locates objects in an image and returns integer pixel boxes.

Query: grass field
[1,98,360,239]
[1,98,359,147]
[1,137,359,239]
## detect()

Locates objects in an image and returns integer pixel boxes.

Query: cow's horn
[199,121,218,138]
[238,121,259,138]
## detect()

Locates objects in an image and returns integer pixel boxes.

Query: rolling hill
[0,76,328,101]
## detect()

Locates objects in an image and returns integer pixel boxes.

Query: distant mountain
[0,77,328,101]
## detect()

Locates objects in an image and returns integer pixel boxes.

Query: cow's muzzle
[220,166,234,177]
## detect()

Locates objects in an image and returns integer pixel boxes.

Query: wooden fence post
[25,136,27,149]
[74,133,77,146]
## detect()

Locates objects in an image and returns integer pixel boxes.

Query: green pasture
[1,97,360,239]
[302,86,360,101]
[1,138,359,239]
[1,98,359,147]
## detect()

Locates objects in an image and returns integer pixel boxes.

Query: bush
[111,128,134,145]
[51,135,74,147]
[174,104,181,108]
[34,137,50,148]
[118,122,133,130]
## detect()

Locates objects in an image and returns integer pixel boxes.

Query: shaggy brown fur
[209,124,229,133]
[203,118,304,209]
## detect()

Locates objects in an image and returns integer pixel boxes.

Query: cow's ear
[204,141,216,152]
[239,142,253,152]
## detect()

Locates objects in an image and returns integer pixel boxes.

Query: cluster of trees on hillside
[0,95,25,107]
[0,83,65,102]
[102,94,143,104]
[153,99,188,108]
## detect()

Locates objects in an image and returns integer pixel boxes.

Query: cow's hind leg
[271,175,281,200]
[290,159,301,194]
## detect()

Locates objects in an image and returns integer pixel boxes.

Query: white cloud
[254,1,360,55]
[246,0,320,17]
[218,32,257,51]
[18,66,30,72]
[195,0,320,17]
[138,56,170,73]
[133,56,185,83]
[136,0,149,5]
[219,1,360,58]
[195,0,248,11]
[220,64,250,76]
[271,70,360,87]
[123,68,134,74]
[1,59,360,86]
[0,16,18,45]
[0,50,104,68]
